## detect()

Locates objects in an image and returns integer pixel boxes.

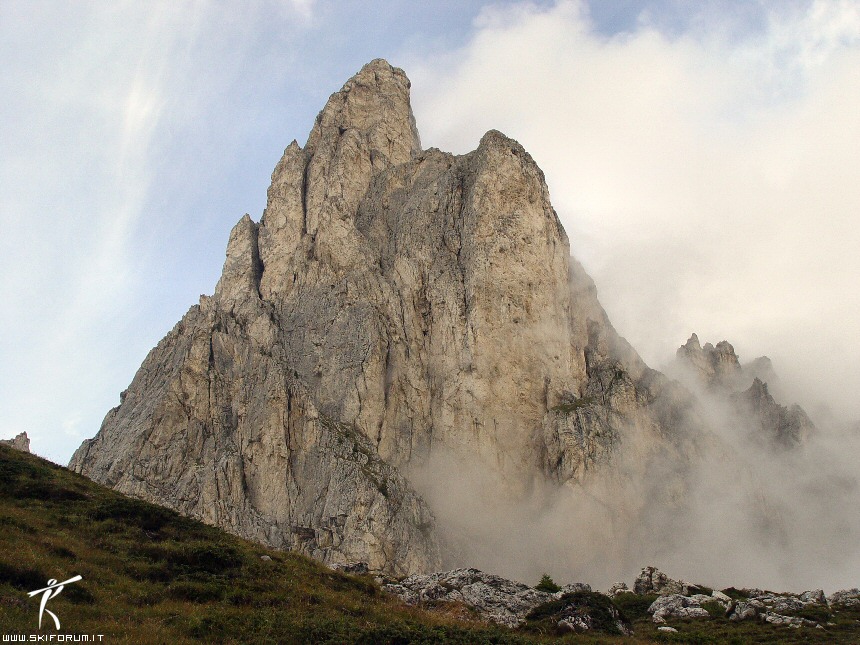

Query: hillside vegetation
[2,444,860,644]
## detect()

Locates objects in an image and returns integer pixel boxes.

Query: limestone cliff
[71,59,702,574]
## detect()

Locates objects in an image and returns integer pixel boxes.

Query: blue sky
[2,0,859,463]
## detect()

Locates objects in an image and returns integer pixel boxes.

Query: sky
[1,0,859,469]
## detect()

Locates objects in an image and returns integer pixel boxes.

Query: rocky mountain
[71,59,812,579]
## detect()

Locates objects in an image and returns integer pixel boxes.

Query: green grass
[3,443,860,643]
[0,445,530,643]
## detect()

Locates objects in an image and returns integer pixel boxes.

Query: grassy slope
[1,444,859,644]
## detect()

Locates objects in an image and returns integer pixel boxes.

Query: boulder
[648,594,711,622]
[634,566,702,596]
[729,599,765,622]
[607,582,631,596]
[800,589,826,605]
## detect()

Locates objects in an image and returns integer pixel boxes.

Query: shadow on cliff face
[408,369,860,594]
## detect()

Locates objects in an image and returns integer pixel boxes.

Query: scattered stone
[648,594,711,622]
[729,599,765,622]
[829,589,860,607]
[762,612,819,628]
[711,590,732,604]
[333,562,370,575]
[259,555,272,561]
[384,568,553,627]
[634,566,702,596]
[607,582,631,596]
[557,615,592,633]
[657,626,678,633]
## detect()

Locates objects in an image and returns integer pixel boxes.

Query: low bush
[523,591,630,635]
[534,573,560,593]
[611,592,658,621]
[0,561,49,591]
[90,497,174,532]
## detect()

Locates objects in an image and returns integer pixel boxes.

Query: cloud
[288,0,317,22]
[406,0,860,421]
[0,0,317,461]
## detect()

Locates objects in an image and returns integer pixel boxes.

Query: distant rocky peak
[0,431,30,453]
[737,378,815,447]
[675,336,814,447]
[676,334,741,388]
[743,355,778,388]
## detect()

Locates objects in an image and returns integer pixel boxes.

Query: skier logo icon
[28,575,83,629]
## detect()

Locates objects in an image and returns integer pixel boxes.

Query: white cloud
[288,0,317,22]
[407,0,860,420]
[0,0,317,461]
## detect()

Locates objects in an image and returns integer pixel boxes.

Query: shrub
[721,587,749,600]
[611,592,658,621]
[0,562,49,591]
[168,543,244,575]
[789,604,832,623]
[524,591,630,635]
[535,574,561,593]
[701,600,725,617]
[90,497,174,532]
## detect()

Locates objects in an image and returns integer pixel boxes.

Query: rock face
[0,432,30,453]
[69,59,703,574]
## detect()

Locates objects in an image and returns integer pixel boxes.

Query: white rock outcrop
[383,568,555,627]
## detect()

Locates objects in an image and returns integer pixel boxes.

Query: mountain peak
[305,58,420,166]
